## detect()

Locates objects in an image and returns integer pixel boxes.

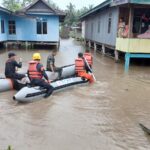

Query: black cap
[78,52,83,58]
[8,52,16,58]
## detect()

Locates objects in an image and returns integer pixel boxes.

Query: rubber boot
[44,88,53,98]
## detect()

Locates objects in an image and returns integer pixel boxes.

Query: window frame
[1,20,5,34]
[108,13,112,34]
[8,20,16,35]
[36,20,47,35]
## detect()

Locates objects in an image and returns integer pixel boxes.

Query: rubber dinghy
[0,64,75,92]
[13,77,89,102]
[0,78,14,92]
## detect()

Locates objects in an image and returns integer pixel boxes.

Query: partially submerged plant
[7,145,13,150]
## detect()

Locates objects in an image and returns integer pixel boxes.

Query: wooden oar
[83,57,96,81]
[139,123,150,135]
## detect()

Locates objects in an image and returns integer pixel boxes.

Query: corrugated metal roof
[80,0,150,20]
[80,0,111,19]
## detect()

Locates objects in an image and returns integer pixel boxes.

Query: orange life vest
[83,53,93,65]
[75,58,85,73]
[28,61,43,79]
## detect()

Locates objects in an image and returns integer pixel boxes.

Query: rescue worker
[75,52,94,83]
[5,52,25,80]
[5,52,27,90]
[28,53,54,98]
[46,50,62,79]
[83,49,93,68]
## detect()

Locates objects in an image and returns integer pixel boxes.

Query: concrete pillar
[102,44,105,55]
[94,42,97,51]
[115,50,119,62]
[125,53,130,72]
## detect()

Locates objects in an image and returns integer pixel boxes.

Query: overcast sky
[0,0,105,9]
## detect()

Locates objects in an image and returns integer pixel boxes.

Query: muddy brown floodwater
[0,38,150,150]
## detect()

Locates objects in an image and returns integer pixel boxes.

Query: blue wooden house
[0,6,11,43]
[0,0,65,48]
[80,0,150,71]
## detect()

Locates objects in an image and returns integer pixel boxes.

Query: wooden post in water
[102,44,105,55]
[25,41,28,49]
[94,42,97,51]
[88,40,91,48]
[115,50,119,62]
[4,42,8,49]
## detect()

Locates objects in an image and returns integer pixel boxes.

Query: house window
[1,20,5,33]
[37,21,47,34]
[91,22,94,36]
[98,20,100,33]
[8,21,16,35]
[108,13,112,34]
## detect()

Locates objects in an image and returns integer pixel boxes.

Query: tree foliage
[2,0,59,11]
[2,0,93,26]
[2,0,22,12]
[63,3,93,27]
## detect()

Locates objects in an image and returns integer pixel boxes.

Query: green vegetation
[7,145,13,150]
[2,0,93,38]
[63,3,93,27]
[2,0,93,26]
[2,0,59,11]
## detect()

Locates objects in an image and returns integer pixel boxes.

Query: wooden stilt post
[25,41,28,49]
[115,50,119,62]
[88,41,91,48]
[102,44,105,55]
[84,39,86,46]
[125,53,130,72]
[4,42,8,49]
[94,42,97,51]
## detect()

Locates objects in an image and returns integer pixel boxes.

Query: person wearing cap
[5,52,25,80]
[46,50,62,79]
[28,53,54,98]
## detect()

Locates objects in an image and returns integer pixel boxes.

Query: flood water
[0,38,150,150]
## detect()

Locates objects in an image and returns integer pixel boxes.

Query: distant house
[0,0,65,48]
[0,7,11,42]
[80,0,150,71]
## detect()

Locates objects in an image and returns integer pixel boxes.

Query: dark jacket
[5,59,22,78]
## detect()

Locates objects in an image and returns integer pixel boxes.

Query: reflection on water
[0,39,150,150]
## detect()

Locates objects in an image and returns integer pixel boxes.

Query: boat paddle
[139,123,150,135]
[83,57,96,81]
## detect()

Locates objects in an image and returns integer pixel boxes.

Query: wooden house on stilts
[80,0,150,71]
[0,0,65,49]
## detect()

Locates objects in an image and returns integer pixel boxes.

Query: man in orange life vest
[83,50,93,68]
[28,53,54,98]
[75,53,94,83]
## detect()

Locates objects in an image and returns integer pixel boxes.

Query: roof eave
[80,0,111,20]
[0,6,12,14]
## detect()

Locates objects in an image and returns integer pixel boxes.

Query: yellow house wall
[116,38,150,53]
